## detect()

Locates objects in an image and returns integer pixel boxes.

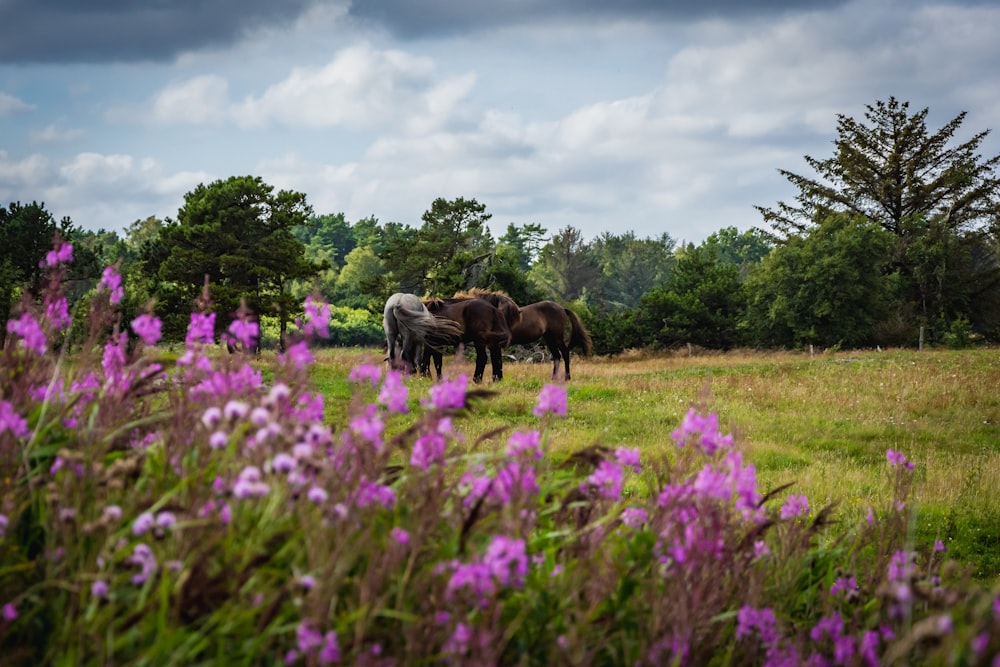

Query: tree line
[3,97,999,353]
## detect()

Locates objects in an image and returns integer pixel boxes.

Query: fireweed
[1,242,1000,665]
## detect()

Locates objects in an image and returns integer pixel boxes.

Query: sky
[1,0,999,246]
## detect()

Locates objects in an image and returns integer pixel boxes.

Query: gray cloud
[0,0,317,63]
[346,0,853,39]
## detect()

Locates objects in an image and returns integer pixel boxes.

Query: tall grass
[3,243,1000,665]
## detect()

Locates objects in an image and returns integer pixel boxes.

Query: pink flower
[6,312,47,356]
[99,265,124,304]
[303,296,331,338]
[615,447,641,473]
[391,527,410,545]
[132,512,155,536]
[378,370,409,413]
[185,312,216,346]
[227,317,259,351]
[0,400,29,438]
[411,432,446,470]
[427,375,467,410]
[43,241,74,267]
[348,364,382,387]
[586,460,624,500]
[2,602,17,621]
[886,449,915,469]
[780,494,810,519]
[506,430,542,459]
[44,295,71,331]
[131,313,162,345]
[534,384,567,417]
[91,580,109,599]
[307,487,329,504]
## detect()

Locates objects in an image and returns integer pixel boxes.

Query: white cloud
[0,91,34,115]
[152,75,231,125]
[29,124,85,143]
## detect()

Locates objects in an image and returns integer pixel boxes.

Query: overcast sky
[1,0,998,245]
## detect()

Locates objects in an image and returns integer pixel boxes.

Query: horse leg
[544,334,562,380]
[559,340,572,380]
[472,342,488,384]
[434,350,443,380]
[490,343,503,382]
[419,344,432,378]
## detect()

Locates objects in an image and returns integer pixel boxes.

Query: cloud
[29,124,86,144]
[0,92,34,115]
[0,0,321,64]
[150,43,477,132]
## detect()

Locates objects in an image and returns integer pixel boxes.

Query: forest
[3,98,999,355]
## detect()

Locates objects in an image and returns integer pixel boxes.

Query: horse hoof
[473,376,484,384]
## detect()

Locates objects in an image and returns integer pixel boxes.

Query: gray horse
[383,293,462,373]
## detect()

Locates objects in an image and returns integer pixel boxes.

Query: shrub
[2,240,999,665]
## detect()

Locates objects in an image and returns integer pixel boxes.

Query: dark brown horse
[421,296,511,383]
[510,301,593,380]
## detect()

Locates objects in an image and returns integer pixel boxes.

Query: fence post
[919,326,924,351]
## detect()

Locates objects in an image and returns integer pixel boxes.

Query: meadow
[311,346,1000,578]
[4,246,1000,665]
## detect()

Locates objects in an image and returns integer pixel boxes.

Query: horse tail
[393,304,462,350]
[564,307,593,356]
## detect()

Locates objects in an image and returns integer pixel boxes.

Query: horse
[510,301,593,380]
[421,296,511,383]
[457,289,522,381]
[383,293,463,374]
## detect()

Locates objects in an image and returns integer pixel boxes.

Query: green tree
[294,213,357,267]
[156,176,320,344]
[334,245,386,309]
[744,214,895,348]
[591,231,676,309]
[529,226,600,302]
[497,222,547,273]
[633,244,746,350]
[700,226,772,280]
[757,98,1000,340]
[383,197,494,296]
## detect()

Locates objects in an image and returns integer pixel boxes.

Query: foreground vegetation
[3,243,1000,665]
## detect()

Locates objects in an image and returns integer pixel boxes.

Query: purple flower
[303,296,331,339]
[131,313,162,345]
[534,384,567,417]
[348,364,382,387]
[233,466,270,499]
[133,512,156,536]
[483,535,528,587]
[355,479,395,509]
[91,580,109,599]
[6,312,47,356]
[621,507,648,528]
[615,447,641,473]
[2,602,17,621]
[378,370,409,413]
[349,404,384,448]
[299,574,316,590]
[506,430,542,459]
[43,241,74,267]
[296,621,323,653]
[830,576,857,596]
[103,505,122,521]
[411,432,447,470]
[671,409,733,454]
[227,317,259,351]
[155,511,177,529]
[319,630,340,664]
[0,514,8,537]
[391,527,410,545]
[128,543,157,585]
[45,295,71,331]
[586,460,624,500]
[780,494,810,519]
[886,448,915,469]
[427,375,467,410]
[272,453,297,473]
[100,265,124,304]
[307,487,329,504]
[0,400,29,438]
[209,431,229,449]
[185,312,216,347]
[282,339,314,369]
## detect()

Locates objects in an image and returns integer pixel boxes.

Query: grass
[304,345,1000,578]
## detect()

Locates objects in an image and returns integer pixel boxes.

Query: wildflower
[99,265,124,304]
[391,527,410,545]
[621,507,648,528]
[0,514,7,537]
[102,505,122,521]
[934,539,947,552]
[378,370,409,413]
[43,241,74,267]
[228,317,259,351]
[0,401,29,438]
[349,404,384,448]
[267,382,291,405]
[233,466,270,499]
[307,487,328,504]
[615,447,641,473]
[411,432,447,470]
[155,512,177,529]
[2,602,17,621]
[185,312,216,347]
[484,535,528,587]
[319,631,340,664]
[355,479,395,509]
[209,431,229,449]
[780,494,810,519]
[250,406,271,427]
[506,430,542,459]
[671,408,734,454]
[348,364,382,387]
[128,543,157,585]
[299,574,316,590]
[219,503,232,524]
[281,340,313,369]
[131,313,162,345]
[6,312,47,356]
[753,540,771,560]
[303,295,331,338]
[91,580,109,599]
[585,460,624,500]
[886,448,915,469]
[296,621,324,653]
[830,576,858,596]
[427,375,467,410]
[133,512,156,536]
[888,550,913,581]
[272,453,297,473]
[44,295,71,331]
[534,384,567,417]
[223,400,250,421]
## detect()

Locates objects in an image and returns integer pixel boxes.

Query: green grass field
[304,345,1000,578]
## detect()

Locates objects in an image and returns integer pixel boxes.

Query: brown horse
[421,297,511,383]
[511,301,593,380]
